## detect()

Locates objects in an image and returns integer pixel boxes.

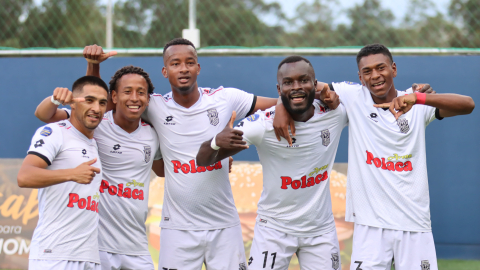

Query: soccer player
[196,56,347,270]
[275,44,475,270]
[17,76,109,270]
[34,64,164,270]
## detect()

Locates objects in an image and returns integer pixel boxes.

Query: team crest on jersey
[143,146,151,163]
[421,260,430,270]
[207,109,219,126]
[396,118,410,134]
[331,253,340,270]
[40,126,52,136]
[321,129,330,146]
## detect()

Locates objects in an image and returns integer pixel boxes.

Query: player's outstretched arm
[374,92,475,119]
[84,44,117,78]
[196,111,249,166]
[18,156,100,188]
[35,87,84,123]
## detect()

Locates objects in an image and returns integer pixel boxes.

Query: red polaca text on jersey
[99,180,144,200]
[67,193,99,212]
[365,150,413,172]
[280,171,328,190]
[171,159,222,174]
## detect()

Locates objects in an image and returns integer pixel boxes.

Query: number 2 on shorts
[262,251,277,269]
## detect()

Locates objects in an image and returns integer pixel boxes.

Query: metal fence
[1,0,480,50]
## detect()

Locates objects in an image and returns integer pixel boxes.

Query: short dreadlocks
[109,65,155,94]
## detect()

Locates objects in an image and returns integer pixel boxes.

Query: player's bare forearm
[151,159,165,177]
[35,96,69,123]
[86,62,101,78]
[196,139,243,167]
[17,156,72,188]
[426,93,475,117]
[250,97,279,115]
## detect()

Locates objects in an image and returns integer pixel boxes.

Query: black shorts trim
[246,95,258,116]
[28,151,52,166]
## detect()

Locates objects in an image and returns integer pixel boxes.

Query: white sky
[263,0,451,28]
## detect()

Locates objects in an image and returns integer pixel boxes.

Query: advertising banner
[0,160,352,270]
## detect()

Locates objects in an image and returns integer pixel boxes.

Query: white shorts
[350,224,438,270]
[99,251,154,270]
[29,259,101,270]
[248,224,341,270]
[158,224,246,270]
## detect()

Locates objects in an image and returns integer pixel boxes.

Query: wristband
[210,135,220,150]
[51,95,62,106]
[415,92,426,105]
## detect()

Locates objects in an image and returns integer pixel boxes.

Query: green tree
[344,0,399,46]
[19,0,105,48]
[449,0,480,47]
[0,0,33,48]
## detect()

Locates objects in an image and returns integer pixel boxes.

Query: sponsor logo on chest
[280,164,329,190]
[67,192,100,213]
[99,179,145,200]
[171,159,222,174]
[365,150,413,172]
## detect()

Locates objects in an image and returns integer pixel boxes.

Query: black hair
[72,76,109,94]
[163,38,196,55]
[356,43,393,65]
[278,55,313,70]
[109,65,155,94]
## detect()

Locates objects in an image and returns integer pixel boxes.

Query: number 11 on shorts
[262,251,277,269]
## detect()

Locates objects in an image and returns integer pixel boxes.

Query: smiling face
[162,44,200,94]
[358,53,397,100]
[277,60,317,117]
[71,84,108,131]
[112,73,149,122]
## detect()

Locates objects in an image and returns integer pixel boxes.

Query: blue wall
[1,55,479,258]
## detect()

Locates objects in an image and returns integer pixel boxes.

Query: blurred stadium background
[1,0,480,269]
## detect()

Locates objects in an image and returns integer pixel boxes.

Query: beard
[281,88,316,115]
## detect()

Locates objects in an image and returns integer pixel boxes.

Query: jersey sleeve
[234,112,266,146]
[331,81,361,107]
[224,88,255,120]
[27,124,63,166]
[154,145,162,160]
[61,108,71,118]
[423,105,437,126]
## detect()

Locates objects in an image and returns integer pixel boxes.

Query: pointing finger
[92,167,101,174]
[373,103,391,108]
[85,158,97,165]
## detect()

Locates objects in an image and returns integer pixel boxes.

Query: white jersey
[27,120,102,263]
[144,87,254,230]
[62,109,162,255]
[333,81,439,232]
[94,111,161,255]
[236,102,348,237]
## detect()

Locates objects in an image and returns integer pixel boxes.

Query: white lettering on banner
[0,238,31,255]
[0,225,22,234]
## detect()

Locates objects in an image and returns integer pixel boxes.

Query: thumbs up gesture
[213,111,249,150]
[52,87,85,105]
[316,82,340,110]
[83,44,117,64]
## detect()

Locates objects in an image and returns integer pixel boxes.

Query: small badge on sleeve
[246,114,259,122]
[40,126,53,136]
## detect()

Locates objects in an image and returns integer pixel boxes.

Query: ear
[277,84,281,96]
[391,62,397,78]
[197,63,201,75]
[161,66,168,78]
[313,79,317,88]
[358,71,365,86]
[111,90,118,104]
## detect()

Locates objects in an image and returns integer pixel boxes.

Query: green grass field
[4,259,480,270]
